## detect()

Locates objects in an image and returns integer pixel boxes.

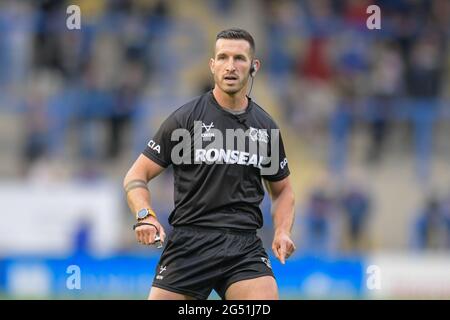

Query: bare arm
[123,154,166,244]
[124,154,164,212]
[264,176,296,264]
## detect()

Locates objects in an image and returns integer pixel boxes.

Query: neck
[212,86,249,111]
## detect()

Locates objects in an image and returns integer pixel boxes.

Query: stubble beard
[216,76,248,96]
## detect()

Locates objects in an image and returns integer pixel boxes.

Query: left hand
[135,215,166,246]
[272,231,296,265]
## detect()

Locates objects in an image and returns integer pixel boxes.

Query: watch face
[137,209,148,219]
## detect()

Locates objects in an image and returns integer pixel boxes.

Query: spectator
[412,196,447,250]
[439,193,450,249]
[302,188,339,254]
[406,31,445,181]
[341,185,371,252]
[367,41,404,163]
[108,61,146,159]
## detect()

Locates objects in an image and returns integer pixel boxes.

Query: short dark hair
[216,28,255,56]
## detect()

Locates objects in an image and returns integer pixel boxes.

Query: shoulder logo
[280,157,288,169]
[147,140,161,154]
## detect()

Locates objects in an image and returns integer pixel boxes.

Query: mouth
[224,75,238,82]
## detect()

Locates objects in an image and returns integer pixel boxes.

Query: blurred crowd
[0,0,449,254]
[298,182,372,254]
[412,193,450,250]
[261,0,449,180]
[297,185,450,254]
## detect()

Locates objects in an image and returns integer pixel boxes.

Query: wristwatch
[136,208,157,221]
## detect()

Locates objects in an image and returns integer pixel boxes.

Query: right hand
[135,216,166,246]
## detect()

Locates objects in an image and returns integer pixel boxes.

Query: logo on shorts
[159,265,167,274]
[260,257,272,269]
[156,265,167,280]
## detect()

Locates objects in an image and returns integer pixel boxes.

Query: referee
[124,28,296,300]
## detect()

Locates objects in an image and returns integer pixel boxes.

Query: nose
[225,58,236,72]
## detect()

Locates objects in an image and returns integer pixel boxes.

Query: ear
[252,59,261,76]
[209,58,215,74]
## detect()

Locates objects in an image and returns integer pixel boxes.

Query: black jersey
[142,91,290,230]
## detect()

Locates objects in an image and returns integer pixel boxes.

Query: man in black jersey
[123,28,296,300]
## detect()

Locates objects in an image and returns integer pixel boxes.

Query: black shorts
[151,225,275,300]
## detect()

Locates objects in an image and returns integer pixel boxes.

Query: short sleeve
[142,115,179,168]
[261,128,290,182]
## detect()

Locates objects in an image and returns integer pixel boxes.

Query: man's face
[210,39,253,95]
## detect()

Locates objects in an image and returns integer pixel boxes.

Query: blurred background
[0,0,450,299]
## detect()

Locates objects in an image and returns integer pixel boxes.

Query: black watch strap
[133,222,158,231]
